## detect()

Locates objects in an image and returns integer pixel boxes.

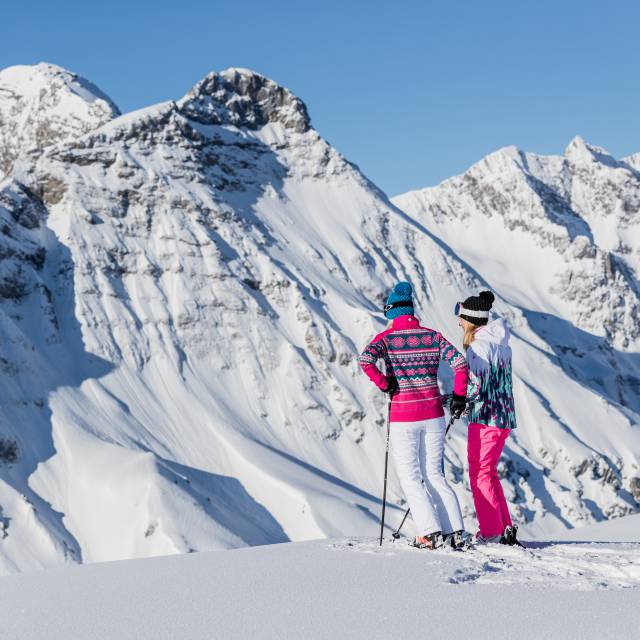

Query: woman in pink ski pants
[455,291,520,546]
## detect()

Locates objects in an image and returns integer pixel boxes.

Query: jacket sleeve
[465,345,486,402]
[438,333,469,396]
[466,367,481,402]
[359,334,389,391]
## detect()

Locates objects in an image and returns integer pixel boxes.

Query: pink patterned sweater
[359,315,468,422]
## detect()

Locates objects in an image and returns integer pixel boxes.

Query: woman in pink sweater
[359,282,470,549]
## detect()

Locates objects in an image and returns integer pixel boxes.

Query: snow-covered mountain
[0,63,638,574]
[396,138,640,348]
[0,63,119,180]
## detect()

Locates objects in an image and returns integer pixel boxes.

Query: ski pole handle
[445,415,455,437]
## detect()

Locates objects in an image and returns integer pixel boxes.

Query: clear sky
[2,0,638,195]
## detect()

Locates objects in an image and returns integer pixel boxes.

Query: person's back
[359,281,470,550]
[466,317,516,430]
[360,315,468,422]
[456,291,520,547]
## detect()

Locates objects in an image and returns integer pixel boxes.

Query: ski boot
[444,530,473,551]
[500,524,525,548]
[411,531,444,550]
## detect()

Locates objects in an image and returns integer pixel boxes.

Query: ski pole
[379,400,392,546]
[441,414,458,475]
[392,506,410,541]
[445,414,456,437]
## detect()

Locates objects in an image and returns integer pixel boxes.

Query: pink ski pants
[467,423,512,537]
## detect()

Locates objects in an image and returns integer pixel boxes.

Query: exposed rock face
[177,68,311,133]
[0,63,637,574]
[0,183,47,300]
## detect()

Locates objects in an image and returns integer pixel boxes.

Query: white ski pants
[390,416,464,536]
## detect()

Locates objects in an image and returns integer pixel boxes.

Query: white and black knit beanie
[458,291,495,326]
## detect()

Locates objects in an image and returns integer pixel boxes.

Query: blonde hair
[461,319,479,351]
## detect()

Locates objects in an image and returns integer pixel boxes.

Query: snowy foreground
[2,517,639,640]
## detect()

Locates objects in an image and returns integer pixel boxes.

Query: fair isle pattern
[359,316,468,423]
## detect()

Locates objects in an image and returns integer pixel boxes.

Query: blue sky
[2,1,638,195]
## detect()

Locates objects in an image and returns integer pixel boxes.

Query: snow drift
[1,529,639,639]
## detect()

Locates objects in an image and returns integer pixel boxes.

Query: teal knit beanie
[384,282,414,319]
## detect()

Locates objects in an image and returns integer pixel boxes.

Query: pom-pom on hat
[456,291,495,326]
[384,281,414,320]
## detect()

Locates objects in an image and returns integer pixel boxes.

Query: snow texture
[0,522,639,640]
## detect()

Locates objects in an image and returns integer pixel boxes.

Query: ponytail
[462,324,478,351]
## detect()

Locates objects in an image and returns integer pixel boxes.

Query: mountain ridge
[0,62,637,574]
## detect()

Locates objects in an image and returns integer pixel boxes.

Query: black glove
[449,393,466,420]
[384,376,399,396]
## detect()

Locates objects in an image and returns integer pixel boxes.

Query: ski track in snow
[330,537,640,590]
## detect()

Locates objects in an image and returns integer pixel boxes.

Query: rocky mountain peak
[394,138,640,351]
[176,67,311,133]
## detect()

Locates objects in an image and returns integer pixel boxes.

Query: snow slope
[1,536,639,640]
[0,63,638,574]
